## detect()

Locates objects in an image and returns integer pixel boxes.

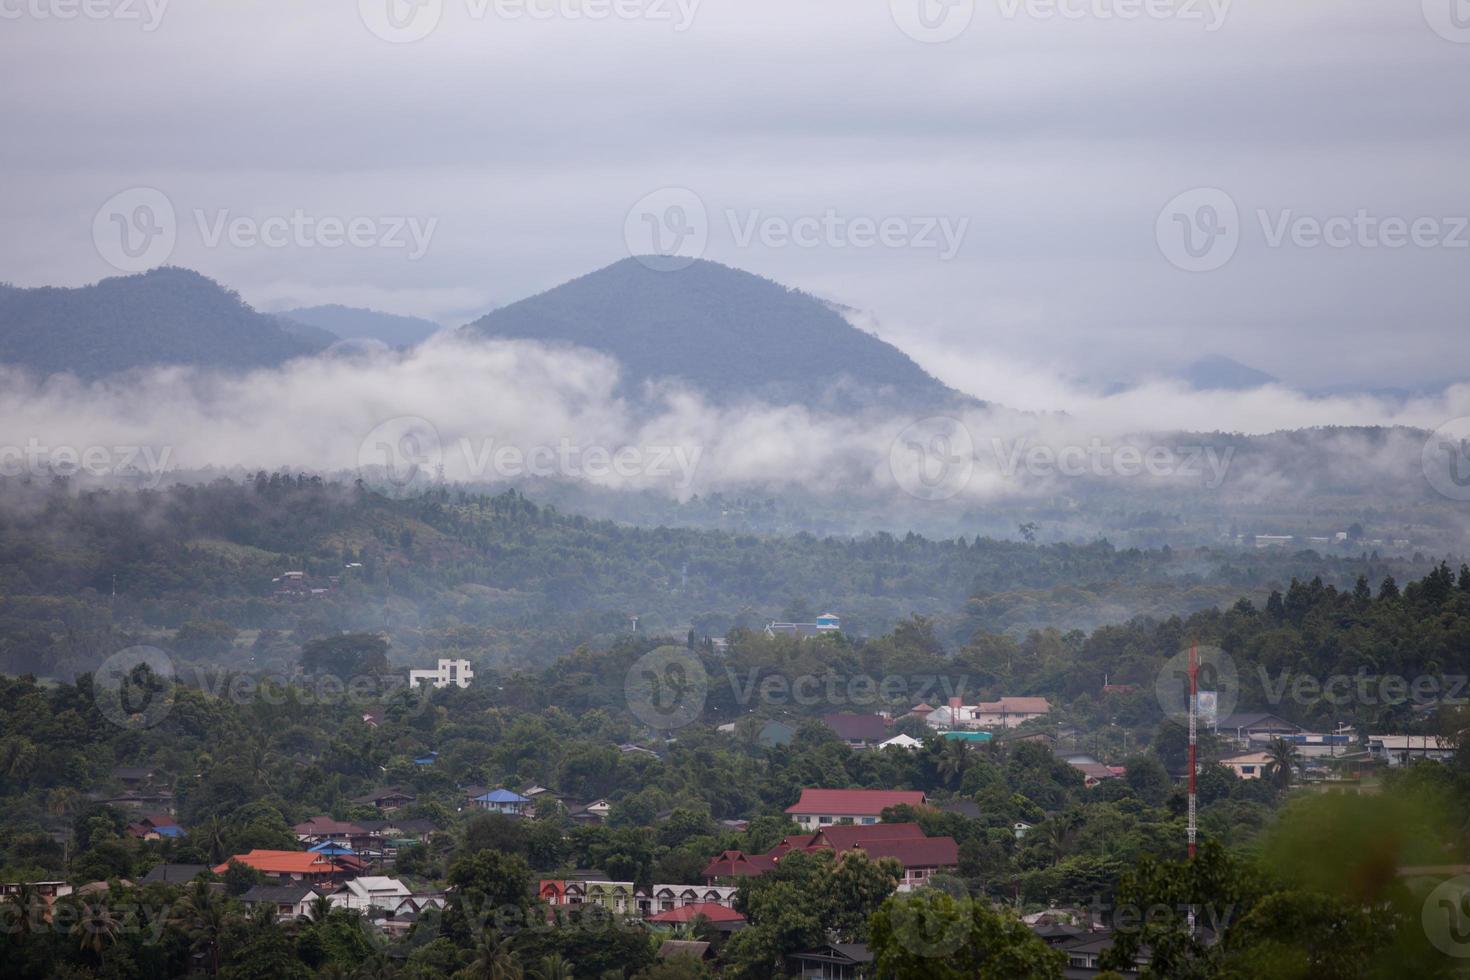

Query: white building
[408,658,473,690]
[926,697,1050,731]
[1371,735,1455,766]
[330,876,413,913]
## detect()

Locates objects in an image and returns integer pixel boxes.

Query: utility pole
[1187,642,1199,939]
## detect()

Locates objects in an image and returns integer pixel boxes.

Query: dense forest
[0,474,1438,681]
[3,563,1470,976]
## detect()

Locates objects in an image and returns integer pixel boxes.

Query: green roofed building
[941,731,993,744]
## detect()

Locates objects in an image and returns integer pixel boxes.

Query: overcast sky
[2,0,1467,393]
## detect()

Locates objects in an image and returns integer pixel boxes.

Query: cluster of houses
[702,790,960,894]
[539,879,742,926]
[1209,713,1456,777]
[270,570,336,600]
[462,784,619,825]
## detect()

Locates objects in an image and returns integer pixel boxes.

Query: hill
[462,258,969,410]
[279,304,442,348]
[0,267,324,379]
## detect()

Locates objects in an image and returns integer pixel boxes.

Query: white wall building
[408,658,473,689]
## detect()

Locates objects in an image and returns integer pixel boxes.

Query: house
[657,940,714,962]
[1014,821,1033,840]
[353,787,416,811]
[1069,762,1123,789]
[1215,712,1301,742]
[472,789,533,815]
[940,731,992,746]
[329,876,413,912]
[648,902,747,926]
[822,714,890,748]
[766,614,841,639]
[407,658,474,689]
[759,720,797,747]
[139,864,210,885]
[1371,735,1455,766]
[214,850,365,885]
[786,943,872,980]
[925,696,1050,731]
[294,817,373,848]
[241,884,323,920]
[111,766,156,786]
[0,881,73,901]
[703,824,958,891]
[585,881,636,914]
[636,884,739,916]
[414,752,439,766]
[785,788,927,829]
[1219,751,1274,780]
[125,814,184,840]
[879,734,924,751]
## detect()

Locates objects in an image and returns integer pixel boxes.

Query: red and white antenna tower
[1187,641,1199,860]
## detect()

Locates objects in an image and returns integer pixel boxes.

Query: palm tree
[179,880,231,975]
[5,881,46,940]
[935,738,970,787]
[73,898,121,956]
[1041,811,1079,865]
[303,894,336,926]
[195,815,229,865]
[529,953,574,980]
[1264,737,1301,790]
[464,932,523,980]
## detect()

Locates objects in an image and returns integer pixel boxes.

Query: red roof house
[785,789,927,828]
[648,902,747,924]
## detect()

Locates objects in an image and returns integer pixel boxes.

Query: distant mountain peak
[1180,355,1278,391]
[0,267,323,380]
[278,304,441,349]
[463,257,972,411]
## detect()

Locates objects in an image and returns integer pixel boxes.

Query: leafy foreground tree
[868,888,1065,979]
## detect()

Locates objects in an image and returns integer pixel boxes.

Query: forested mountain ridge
[0,268,324,379]
[0,475,1432,679]
[463,258,970,410]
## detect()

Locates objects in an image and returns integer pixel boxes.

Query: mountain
[0,268,324,380]
[279,304,442,348]
[1180,355,1279,391]
[462,258,970,410]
